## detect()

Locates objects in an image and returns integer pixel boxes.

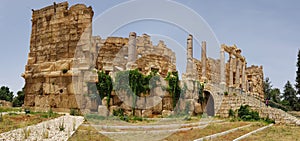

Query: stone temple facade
[23,2,264,116]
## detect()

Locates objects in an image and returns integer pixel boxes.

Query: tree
[0,86,14,102]
[263,77,272,99]
[270,88,281,103]
[282,81,298,110]
[263,77,281,102]
[296,49,300,96]
[12,88,25,107]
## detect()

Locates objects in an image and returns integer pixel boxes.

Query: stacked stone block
[23,2,94,111]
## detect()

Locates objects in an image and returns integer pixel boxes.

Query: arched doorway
[204,91,215,116]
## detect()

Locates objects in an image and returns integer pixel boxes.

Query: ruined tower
[22,2,94,111]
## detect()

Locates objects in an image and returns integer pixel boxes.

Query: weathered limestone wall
[96,37,129,71]
[22,2,94,111]
[193,58,220,84]
[96,33,176,77]
[246,65,264,99]
[23,2,266,117]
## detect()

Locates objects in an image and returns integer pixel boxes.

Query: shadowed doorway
[203,91,215,116]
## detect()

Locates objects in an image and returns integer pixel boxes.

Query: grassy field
[242,124,300,141]
[68,120,251,141]
[161,121,250,141]
[1,107,298,141]
[69,122,300,141]
[213,122,266,141]
[0,107,22,113]
[68,124,113,141]
[0,110,61,133]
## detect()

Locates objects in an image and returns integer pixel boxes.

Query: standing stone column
[235,59,241,88]
[186,34,193,75]
[201,41,207,81]
[229,54,234,87]
[242,61,246,91]
[220,45,226,85]
[126,32,137,70]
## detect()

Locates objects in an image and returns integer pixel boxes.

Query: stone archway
[203,91,215,116]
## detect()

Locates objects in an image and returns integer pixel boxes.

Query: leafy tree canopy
[0,86,14,102]
[12,88,24,107]
[282,81,299,110]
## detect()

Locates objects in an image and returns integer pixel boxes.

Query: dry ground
[161,121,250,141]
[68,120,250,141]
[0,111,61,133]
[242,124,300,141]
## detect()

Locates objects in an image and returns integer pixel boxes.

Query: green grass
[162,121,250,141]
[68,125,113,141]
[0,111,61,133]
[0,107,22,112]
[84,114,106,120]
[243,125,300,141]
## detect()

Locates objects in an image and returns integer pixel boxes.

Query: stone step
[83,120,224,131]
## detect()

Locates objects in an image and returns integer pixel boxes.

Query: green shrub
[132,116,143,122]
[224,91,228,96]
[228,109,235,117]
[238,105,260,121]
[113,109,124,117]
[48,108,54,117]
[70,108,80,116]
[40,109,56,118]
[121,115,129,122]
[263,116,275,124]
[250,111,260,121]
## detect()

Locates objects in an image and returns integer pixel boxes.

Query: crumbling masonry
[23,2,264,116]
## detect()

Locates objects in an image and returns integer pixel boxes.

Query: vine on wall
[96,69,205,116]
[114,69,159,115]
[197,81,205,104]
[96,71,113,108]
[165,71,181,108]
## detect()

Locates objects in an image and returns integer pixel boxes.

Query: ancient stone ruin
[22,2,264,118]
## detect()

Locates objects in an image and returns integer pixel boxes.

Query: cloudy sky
[0,0,299,94]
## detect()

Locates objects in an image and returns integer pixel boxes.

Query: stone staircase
[216,91,300,125]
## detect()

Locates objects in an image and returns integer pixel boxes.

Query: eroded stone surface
[23,2,267,120]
